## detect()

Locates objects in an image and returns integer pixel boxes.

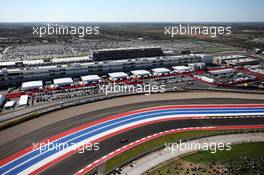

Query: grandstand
[92,47,164,61]
[0,54,203,89]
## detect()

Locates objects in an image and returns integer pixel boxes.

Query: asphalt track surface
[1,97,264,175]
[45,118,264,175]
[2,91,264,145]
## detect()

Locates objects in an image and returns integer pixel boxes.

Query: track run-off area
[1,104,264,174]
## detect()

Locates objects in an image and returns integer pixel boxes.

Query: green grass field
[103,130,245,173]
[183,142,264,163]
[149,142,264,175]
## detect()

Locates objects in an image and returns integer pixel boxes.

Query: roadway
[1,92,264,174]
[1,103,264,174]
[2,91,264,145]
[43,118,264,175]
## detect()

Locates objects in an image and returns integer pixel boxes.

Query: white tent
[108,72,128,80]
[53,77,74,86]
[21,81,43,91]
[151,68,171,75]
[131,70,150,77]
[81,75,101,83]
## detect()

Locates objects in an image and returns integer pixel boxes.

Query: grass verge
[149,142,264,175]
[103,129,260,174]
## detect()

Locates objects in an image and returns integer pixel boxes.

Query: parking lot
[209,71,256,85]
[33,86,98,104]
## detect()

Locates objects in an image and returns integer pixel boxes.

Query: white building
[151,68,171,76]
[23,60,44,65]
[225,58,259,66]
[188,63,206,71]
[209,68,235,75]
[21,81,43,91]
[53,78,74,86]
[172,66,191,73]
[51,56,91,63]
[197,54,214,65]
[213,55,247,65]
[130,70,151,78]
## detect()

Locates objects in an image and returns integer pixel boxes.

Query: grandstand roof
[93,46,161,52]
[51,56,91,63]
[23,60,44,65]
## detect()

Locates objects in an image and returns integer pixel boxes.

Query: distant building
[0,55,204,89]
[213,55,247,65]
[197,54,214,65]
[0,60,44,69]
[188,62,206,71]
[51,56,91,63]
[225,58,259,66]
[92,47,164,61]
[209,68,236,75]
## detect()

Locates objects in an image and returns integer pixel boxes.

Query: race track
[1,104,264,175]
